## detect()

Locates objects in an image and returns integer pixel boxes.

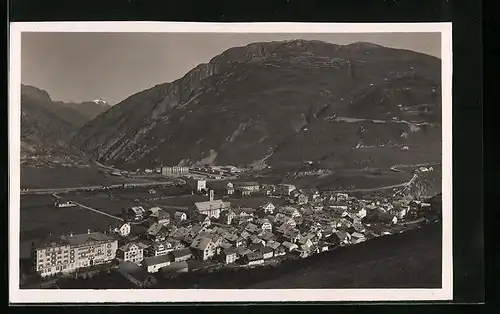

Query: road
[21,180,175,195]
[320,173,418,194]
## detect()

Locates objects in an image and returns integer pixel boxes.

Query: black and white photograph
[9,22,453,303]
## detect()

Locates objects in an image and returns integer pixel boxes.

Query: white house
[261,202,276,214]
[114,222,131,237]
[116,242,145,265]
[357,208,367,219]
[197,180,207,192]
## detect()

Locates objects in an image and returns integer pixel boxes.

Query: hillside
[20,85,89,164]
[72,40,442,172]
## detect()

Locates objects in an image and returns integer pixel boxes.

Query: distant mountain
[20,85,92,163]
[54,98,111,121]
[72,40,442,172]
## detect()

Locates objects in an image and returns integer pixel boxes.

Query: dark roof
[245,252,264,261]
[142,254,172,267]
[223,247,238,255]
[117,261,151,282]
[260,246,274,254]
[170,248,192,258]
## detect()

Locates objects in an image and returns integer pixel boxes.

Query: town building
[234,182,260,193]
[218,209,235,225]
[146,240,174,257]
[261,202,276,214]
[221,248,238,264]
[235,188,251,197]
[197,180,207,192]
[260,246,274,259]
[161,166,189,176]
[244,252,264,266]
[116,261,158,288]
[32,231,118,278]
[276,184,297,196]
[116,242,144,265]
[174,211,187,222]
[169,248,193,262]
[190,237,217,261]
[192,191,231,218]
[128,206,146,221]
[113,222,131,237]
[142,254,173,273]
[226,182,235,195]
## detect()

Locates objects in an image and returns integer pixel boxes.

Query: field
[20,166,150,189]
[19,194,118,258]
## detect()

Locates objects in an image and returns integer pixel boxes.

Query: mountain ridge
[72,39,442,171]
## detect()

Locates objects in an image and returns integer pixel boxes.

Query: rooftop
[60,231,115,246]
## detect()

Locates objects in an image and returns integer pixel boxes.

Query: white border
[9,22,453,303]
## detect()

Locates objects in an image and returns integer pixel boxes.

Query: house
[221,248,238,264]
[281,241,298,252]
[351,232,366,244]
[291,191,309,205]
[116,242,144,265]
[193,191,231,218]
[392,216,398,224]
[113,222,131,237]
[218,209,235,225]
[174,211,187,222]
[234,182,260,193]
[249,242,265,252]
[318,241,330,252]
[297,236,314,249]
[280,206,301,219]
[148,189,156,195]
[226,182,235,195]
[190,237,217,261]
[169,248,192,262]
[197,180,207,192]
[255,218,272,231]
[276,184,297,196]
[147,207,162,216]
[261,202,276,214]
[244,223,260,234]
[244,252,264,266]
[146,222,165,240]
[150,210,171,225]
[336,193,349,201]
[235,188,251,197]
[142,254,173,273]
[237,247,253,258]
[147,240,174,257]
[192,213,211,227]
[128,206,146,220]
[266,240,281,250]
[116,261,157,288]
[357,208,367,219]
[274,245,286,256]
[260,246,274,259]
[334,231,350,245]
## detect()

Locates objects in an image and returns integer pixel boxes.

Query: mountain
[72,40,442,172]
[54,99,111,121]
[20,85,90,163]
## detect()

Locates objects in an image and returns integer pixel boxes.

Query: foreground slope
[73,40,442,171]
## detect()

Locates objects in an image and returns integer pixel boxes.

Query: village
[29,165,440,289]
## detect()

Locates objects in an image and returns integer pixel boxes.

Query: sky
[21,32,441,105]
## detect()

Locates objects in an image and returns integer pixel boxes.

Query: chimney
[209,189,214,201]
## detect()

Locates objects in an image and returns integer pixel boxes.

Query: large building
[31,230,118,278]
[192,190,230,218]
[161,166,189,176]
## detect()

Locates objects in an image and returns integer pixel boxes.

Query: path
[70,200,124,222]
[320,173,418,194]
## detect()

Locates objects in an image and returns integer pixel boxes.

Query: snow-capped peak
[92,98,108,105]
